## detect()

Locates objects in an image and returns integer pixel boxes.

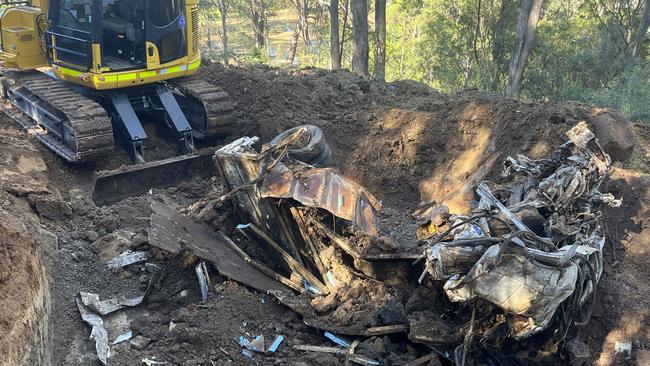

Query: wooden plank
[274,204,307,267]
[309,218,362,258]
[293,345,345,354]
[148,200,289,294]
[364,324,409,336]
[219,233,306,293]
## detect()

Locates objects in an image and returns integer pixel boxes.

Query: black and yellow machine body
[0,0,234,204]
[1,0,201,88]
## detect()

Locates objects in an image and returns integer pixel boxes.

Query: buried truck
[76,123,619,365]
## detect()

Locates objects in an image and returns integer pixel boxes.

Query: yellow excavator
[0,0,235,204]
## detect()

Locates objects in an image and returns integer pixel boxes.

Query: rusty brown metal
[259,164,382,236]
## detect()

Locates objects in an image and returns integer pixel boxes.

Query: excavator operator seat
[102,0,142,41]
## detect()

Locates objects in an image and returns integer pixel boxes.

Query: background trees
[506,0,544,97]
[375,0,387,80]
[199,0,650,121]
[351,0,370,77]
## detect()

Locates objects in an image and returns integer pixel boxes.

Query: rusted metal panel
[260,164,382,236]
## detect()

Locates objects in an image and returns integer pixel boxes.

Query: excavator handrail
[57,25,91,36]
[45,29,92,69]
[0,1,30,5]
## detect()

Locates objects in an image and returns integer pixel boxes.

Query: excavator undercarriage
[0,69,235,204]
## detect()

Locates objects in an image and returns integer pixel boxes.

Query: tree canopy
[198,0,650,121]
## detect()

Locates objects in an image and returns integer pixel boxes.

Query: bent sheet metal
[259,164,382,236]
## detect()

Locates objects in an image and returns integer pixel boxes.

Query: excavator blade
[93,154,215,206]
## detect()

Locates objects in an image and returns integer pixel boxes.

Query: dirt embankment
[201,63,644,212]
[0,125,54,365]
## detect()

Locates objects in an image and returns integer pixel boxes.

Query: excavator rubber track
[0,71,114,162]
[168,76,236,138]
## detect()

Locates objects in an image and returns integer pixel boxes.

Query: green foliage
[240,46,270,63]
[199,0,650,122]
[383,0,650,122]
[385,0,517,92]
[588,63,650,122]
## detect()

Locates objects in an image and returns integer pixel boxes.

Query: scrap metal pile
[415,121,620,363]
[209,122,619,364]
[76,123,620,365]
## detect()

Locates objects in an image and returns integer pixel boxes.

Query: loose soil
[0,63,648,365]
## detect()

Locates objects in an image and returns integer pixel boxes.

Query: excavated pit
[0,64,648,365]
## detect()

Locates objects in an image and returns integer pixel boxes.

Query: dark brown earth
[0,63,648,365]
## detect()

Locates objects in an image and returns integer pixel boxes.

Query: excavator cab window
[145,0,187,64]
[47,0,96,69]
[58,0,93,33]
[98,0,188,70]
[101,0,145,70]
[150,0,183,27]
[47,0,188,72]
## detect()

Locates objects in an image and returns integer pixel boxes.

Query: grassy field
[200,9,330,67]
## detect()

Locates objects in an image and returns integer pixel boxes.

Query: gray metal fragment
[79,291,145,316]
[76,297,110,365]
[195,261,210,302]
[142,358,167,365]
[106,250,149,269]
[112,330,133,345]
[239,335,265,353]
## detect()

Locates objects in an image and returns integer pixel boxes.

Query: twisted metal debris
[419,122,620,360]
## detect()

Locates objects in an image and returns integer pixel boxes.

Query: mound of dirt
[200,63,631,215]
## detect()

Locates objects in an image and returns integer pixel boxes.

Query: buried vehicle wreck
[414,122,617,362]
[210,122,618,363]
[74,123,620,365]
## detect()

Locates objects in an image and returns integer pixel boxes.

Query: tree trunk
[339,0,350,65]
[473,0,481,64]
[506,0,544,98]
[288,21,301,64]
[292,0,310,47]
[374,0,386,80]
[351,0,369,77]
[250,0,265,49]
[633,0,650,58]
[207,22,213,49]
[330,0,341,69]
[259,5,267,48]
[219,0,229,65]
[491,0,515,90]
[302,0,310,46]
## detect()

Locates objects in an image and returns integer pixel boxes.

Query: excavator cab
[46,0,199,89]
[51,0,187,71]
